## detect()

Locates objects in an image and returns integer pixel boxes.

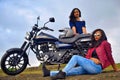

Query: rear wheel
[0,48,28,75]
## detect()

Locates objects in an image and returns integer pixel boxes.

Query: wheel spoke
[5,63,10,66]
[18,62,24,66]
[19,59,24,62]
[17,64,22,69]
[5,60,9,64]
[11,66,15,71]
[14,66,17,71]
[8,56,12,60]
[7,66,14,71]
[8,65,12,69]
[13,53,15,57]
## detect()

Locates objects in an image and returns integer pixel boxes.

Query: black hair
[90,29,107,48]
[69,8,81,22]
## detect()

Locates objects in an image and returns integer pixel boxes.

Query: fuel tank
[35,32,58,42]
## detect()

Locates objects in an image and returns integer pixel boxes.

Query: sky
[0,0,120,67]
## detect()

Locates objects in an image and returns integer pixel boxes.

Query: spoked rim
[1,48,28,75]
[4,52,25,72]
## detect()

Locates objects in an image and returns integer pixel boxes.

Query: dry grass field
[0,63,120,80]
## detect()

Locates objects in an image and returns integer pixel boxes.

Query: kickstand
[58,64,61,70]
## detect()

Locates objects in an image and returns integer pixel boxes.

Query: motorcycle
[0,16,91,75]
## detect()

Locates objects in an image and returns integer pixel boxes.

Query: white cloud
[6,28,12,34]
[17,9,36,24]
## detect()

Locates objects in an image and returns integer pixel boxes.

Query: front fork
[18,41,30,65]
[21,41,30,51]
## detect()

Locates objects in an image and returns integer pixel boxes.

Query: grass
[103,63,120,71]
[0,63,120,75]
[0,64,66,76]
[0,63,120,80]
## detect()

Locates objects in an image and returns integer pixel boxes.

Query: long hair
[90,29,107,48]
[69,8,81,22]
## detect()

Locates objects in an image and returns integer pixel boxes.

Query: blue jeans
[50,55,102,76]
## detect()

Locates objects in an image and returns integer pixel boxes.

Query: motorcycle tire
[0,48,28,75]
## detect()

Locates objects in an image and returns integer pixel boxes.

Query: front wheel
[0,48,28,75]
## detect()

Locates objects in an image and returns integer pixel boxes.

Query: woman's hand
[114,69,120,72]
[112,64,120,72]
[90,58,101,64]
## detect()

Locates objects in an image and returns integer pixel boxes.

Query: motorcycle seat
[59,34,91,43]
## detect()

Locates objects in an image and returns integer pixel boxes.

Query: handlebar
[32,17,55,32]
[41,27,54,31]
[32,26,54,32]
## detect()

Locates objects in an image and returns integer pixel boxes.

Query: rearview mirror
[49,17,55,22]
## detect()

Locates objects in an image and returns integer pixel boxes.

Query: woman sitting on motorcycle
[69,8,87,35]
[42,28,119,80]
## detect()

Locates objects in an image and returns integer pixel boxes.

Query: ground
[0,64,120,80]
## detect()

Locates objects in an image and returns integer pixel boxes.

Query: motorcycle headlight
[25,32,30,40]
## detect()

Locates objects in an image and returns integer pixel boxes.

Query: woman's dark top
[69,20,86,34]
[92,49,99,59]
